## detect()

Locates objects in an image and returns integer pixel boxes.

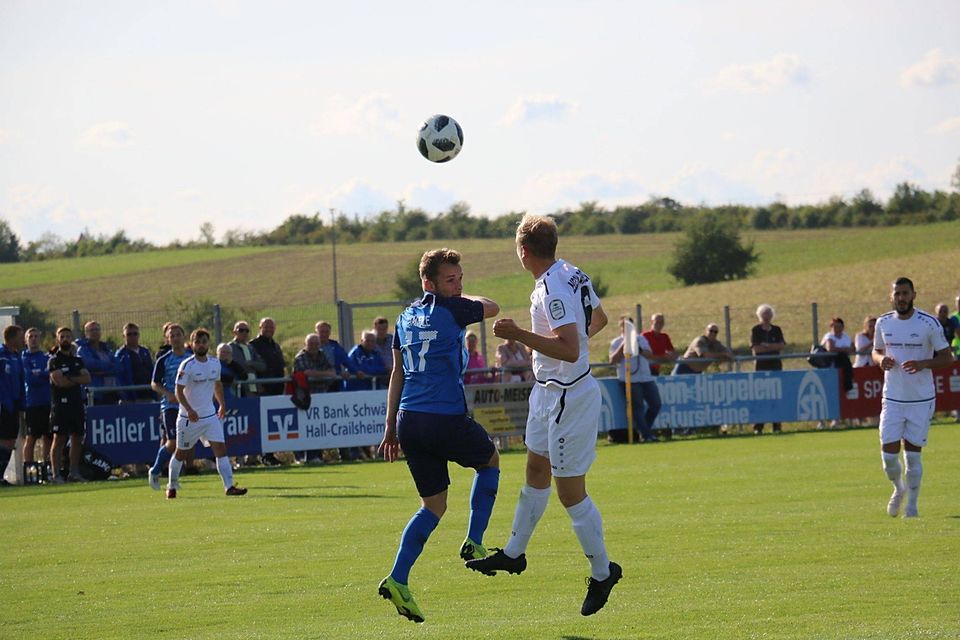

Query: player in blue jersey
[147,324,192,491]
[377,248,500,623]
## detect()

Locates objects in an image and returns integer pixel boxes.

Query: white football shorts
[176,414,225,450]
[878,398,935,447]
[525,375,601,477]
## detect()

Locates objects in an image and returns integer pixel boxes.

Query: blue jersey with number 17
[394,292,485,415]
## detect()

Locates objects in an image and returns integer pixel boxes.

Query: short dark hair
[123,322,139,333]
[831,317,844,326]
[516,214,558,259]
[894,276,914,290]
[3,324,24,342]
[419,248,462,284]
[190,328,211,343]
[56,326,72,337]
[374,316,389,326]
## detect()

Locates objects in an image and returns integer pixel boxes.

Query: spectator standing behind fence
[217,342,247,401]
[750,304,786,435]
[465,331,494,384]
[950,295,960,357]
[820,317,855,428]
[641,313,678,376]
[250,318,286,396]
[48,327,90,483]
[346,330,388,391]
[0,325,26,484]
[75,321,121,405]
[114,323,154,403]
[496,337,533,382]
[229,321,265,397]
[608,316,660,443]
[674,324,734,375]
[22,328,52,473]
[373,316,394,371]
[294,334,336,393]
[854,316,877,368]
[935,304,955,345]
[315,321,356,392]
[147,324,192,490]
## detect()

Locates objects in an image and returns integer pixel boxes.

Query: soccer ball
[417,114,463,163]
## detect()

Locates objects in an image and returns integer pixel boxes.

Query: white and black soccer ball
[417,114,463,163]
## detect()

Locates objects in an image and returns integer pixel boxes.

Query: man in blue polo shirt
[377,248,500,623]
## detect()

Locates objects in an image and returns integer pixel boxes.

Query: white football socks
[566,496,610,581]
[881,451,904,492]
[904,451,922,514]
[168,457,183,490]
[216,456,234,490]
[503,484,551,559]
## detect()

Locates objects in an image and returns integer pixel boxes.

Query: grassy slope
[2,424,958,639]
[2,222,958,360]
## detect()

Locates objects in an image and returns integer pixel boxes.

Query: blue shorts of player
[161,408,178,440]
[398,409,495,498]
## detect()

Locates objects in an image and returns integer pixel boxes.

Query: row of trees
[2,180,959,264]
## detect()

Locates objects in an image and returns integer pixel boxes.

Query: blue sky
[1,0,958,244]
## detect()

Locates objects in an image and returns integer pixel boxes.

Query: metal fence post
[213,304,222,345]
[634,303,642,327]
[71,309,81,336]
[722,305,736,373]
[811,302,819,348]
[337,300,355,350]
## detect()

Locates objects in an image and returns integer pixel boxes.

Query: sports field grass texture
[3,423,959,639]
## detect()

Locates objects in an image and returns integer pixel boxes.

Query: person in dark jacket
[0,325,26,482]
[114,322,154,403]
[249,317,286,396]
[75,321,121,405]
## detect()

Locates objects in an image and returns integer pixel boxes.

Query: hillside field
[2,222,959,362]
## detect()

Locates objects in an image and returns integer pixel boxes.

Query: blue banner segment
[598,369,840,430]
[85,397,261,464]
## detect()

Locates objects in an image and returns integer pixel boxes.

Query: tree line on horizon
[1,179,958,263]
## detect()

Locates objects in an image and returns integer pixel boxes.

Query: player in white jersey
[167,328,247,499]
[872,277,952,518]
[465,214,621,616]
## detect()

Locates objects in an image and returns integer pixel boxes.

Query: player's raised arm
[494,318,580,363]
[461,294,499,319]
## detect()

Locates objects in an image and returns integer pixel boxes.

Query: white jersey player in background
[872,277,952,518]
[466,214,621,616]
[167,328,247,499]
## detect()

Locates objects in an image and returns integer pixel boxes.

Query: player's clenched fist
[493,318,521,339]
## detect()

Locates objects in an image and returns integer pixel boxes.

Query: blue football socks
[390,507,440,585]
[467,467,500,546]
[150,446,172,477]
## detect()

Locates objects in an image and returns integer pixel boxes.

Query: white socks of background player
[566,496,610,581]
[881,451,904,493]
[903,451,922,514]
[216,456,234,490]
[168,457,183,490]
[503,484,551,559]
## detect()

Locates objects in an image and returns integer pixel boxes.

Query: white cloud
[174,188,203,204]
[930,115,960,134]
[517,171,647,211]
[751,148,802,178]
[402,183,459,213]
[663,164,767,205]
[2,184,123,242]
[811,158,927,201]
[291,180,396,218]
[711,53,810,92]
[501,96,576,126]
[79,121,134,148]
[308,94,402,137]
[900,49,960,88]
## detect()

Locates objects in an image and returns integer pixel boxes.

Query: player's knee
[482,449,500,469]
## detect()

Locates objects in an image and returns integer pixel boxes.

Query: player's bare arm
[214,380,226,420]
[494,318,580,363]
[902,347,954,374]
[587,304,607,338]
[379,349,405,462]
[461,294,500,319]
[176,383,199,422]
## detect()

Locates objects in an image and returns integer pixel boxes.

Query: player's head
[83,320,101,342]
[651,313,665,331]
[373,316,389,337]
[166,323,185,351]
[190,328,211,356]
[756,304,774,323]
[515,214,558,266]
[3,324,24,348]
[55,326,73,351]
[890,277,915,315]
[259,317,276,338]
[420,248,463,297]
[829,317,844,335]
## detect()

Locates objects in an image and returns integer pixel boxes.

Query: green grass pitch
[3,424,959,639]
